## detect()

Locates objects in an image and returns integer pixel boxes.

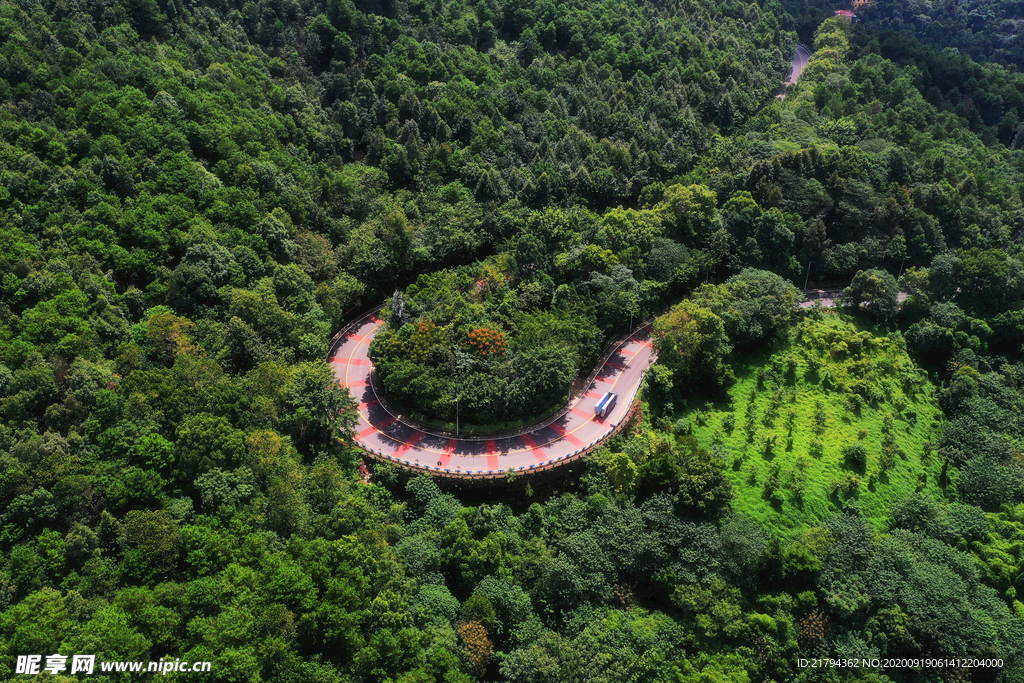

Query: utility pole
[898,256,908,279]
[803,261,814,291]
[456,397,459,437]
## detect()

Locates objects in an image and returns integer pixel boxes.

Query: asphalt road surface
[799,291,909,308]
[777,43,813,99]
[330,311,657,474]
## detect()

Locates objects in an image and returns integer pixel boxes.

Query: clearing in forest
[683,315,945,534]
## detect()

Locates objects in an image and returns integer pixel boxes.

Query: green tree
[844,269,899,323]
[120,510,181,583]
[955,248,1024,315]
[599,208,663,254]
[316,273,366,328]
[692,270,801,349]
[175,413,246,480]
[658,183,718,239]
[639,436,733,515]
[284,360,358,445]
[652,301,733,394]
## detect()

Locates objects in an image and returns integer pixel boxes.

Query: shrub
[764,462,781,498]
[879,446,897,472]
[792,457,810,500]
[831,472,862,498]
[843,444,868,472]
[812,400,827,435]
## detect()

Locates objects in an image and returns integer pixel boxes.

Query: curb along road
[327,310,657,479]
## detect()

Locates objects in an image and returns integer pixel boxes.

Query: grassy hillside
[681,311,946,534]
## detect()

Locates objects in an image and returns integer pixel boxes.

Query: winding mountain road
[329,311,657,477]
[777,43,813,99]
[332,282,899,476]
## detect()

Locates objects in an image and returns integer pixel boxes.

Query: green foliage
[639,435,734,516]
[371,266,601,424]
[862,3,1024,133]
[680,316,944,534]
[657,184,718,240]
[691,269,803,350]
[600,451,641,494]
[820,503,1024,665]
[842,444,868,473]
[844,269,900,324]
[653,300,733,396]
[600,207,663,254]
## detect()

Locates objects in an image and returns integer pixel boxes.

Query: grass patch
[676,314,944,535]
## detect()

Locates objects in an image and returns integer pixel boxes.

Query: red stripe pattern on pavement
[548,423,585,448]
[357,417,397,439]
[330,357,371,365]
[486,440,499,470]
[395,431,425,457]
[519,433,546,461]
[439,440,458,467]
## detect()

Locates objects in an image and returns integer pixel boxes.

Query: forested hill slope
[1,0,794,306]
[855,0,1024,71]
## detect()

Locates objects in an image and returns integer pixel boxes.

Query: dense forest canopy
[5,0,1024,679]
[369,265,601,426]
[855,0,1024,70]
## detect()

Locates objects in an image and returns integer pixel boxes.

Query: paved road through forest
[798,290,909,308]
[330,311,657,475]
[777,43,813,99]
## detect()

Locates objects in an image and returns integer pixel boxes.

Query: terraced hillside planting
[683,314,946,534]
